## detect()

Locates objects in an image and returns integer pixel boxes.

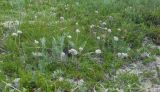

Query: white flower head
[117,53,128,59]
[67,35,72,39]
[76,29,80,33]
[76,22,79,25]
[79,47,84,52]
[34,40,39,44]
[114,36,119,41]
[60,16,64,21]
[102,22,106,25]
[90,24,95,28]
[95,10,99,14]
[12,32,18,37]
[17,30,22,34]
[58,77,64,81]
[97,36,101,40]
[95,49,102,54]
[107,29,112,33]
[69,49,78,55]
[123,53,128,57]
[117,28,121,31]
[104,27,108,30]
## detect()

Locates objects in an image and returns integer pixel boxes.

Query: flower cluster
[69,49,78,56]
[11,30,23,37]
[2,20,19,29]
[117,52,128,59]
[2,20,22,37]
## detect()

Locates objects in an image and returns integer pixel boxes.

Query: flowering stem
[76,58,79,70]
[14,37,18,51]
[76,33,79,46]
[18,35,21,46]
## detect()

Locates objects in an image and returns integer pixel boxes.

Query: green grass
[0,0,160,91]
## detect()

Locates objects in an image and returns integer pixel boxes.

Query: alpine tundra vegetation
[0,0,160,92]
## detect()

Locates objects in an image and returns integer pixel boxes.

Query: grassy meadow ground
[0,0,160,92]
